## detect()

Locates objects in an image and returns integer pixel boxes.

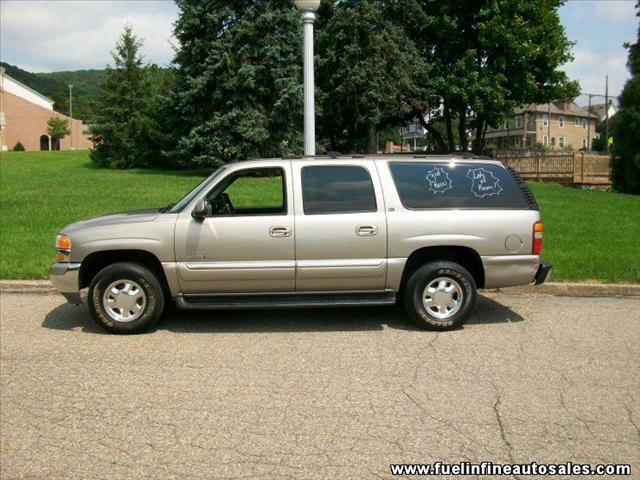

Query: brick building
[484,101,598,151]
[0,67,92,151]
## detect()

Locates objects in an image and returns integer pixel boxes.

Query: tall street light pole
[294,0,320,156]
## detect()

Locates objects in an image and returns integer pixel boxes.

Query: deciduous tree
[394,0,579,153]
[46,117,70,141]
[611,2,639,194]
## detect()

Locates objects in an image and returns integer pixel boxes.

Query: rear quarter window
[389,162,530,209]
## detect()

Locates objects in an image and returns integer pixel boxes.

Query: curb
[492,282,640,298]
[0,280,55,294]
[1,280,639,298]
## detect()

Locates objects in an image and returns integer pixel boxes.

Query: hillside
[1,62,103,121]
[2,63,172,123]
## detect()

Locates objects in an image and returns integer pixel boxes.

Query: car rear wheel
[88,262,165,334]
[404,261,476,331]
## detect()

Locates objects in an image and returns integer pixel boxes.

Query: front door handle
[269,226,292,238]
[356,225,378,236]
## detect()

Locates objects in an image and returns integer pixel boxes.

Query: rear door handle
[356,225,378,236]
[269,226,292,237]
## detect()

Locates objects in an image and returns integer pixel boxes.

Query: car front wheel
[88,262,165,334]
[404,261,477,331]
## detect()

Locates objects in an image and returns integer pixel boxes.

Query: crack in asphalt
[1,293,638,479]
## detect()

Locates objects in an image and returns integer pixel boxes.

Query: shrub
[12,142,25,151]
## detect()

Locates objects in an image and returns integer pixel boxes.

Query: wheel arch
[79,250,171,297]
[399,246,485,293]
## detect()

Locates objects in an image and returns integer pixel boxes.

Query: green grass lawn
[1,150,639,282]
[528,182,639,283]
[1,151,207,279]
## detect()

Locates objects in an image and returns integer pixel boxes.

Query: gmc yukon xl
[50,155,551,333]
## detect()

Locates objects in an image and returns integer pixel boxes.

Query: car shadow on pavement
[41,294,523,335]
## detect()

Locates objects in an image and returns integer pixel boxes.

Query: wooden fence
[495,152,612,185]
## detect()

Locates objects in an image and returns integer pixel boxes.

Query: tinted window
[389,162,529,209]
[302,166,377,214]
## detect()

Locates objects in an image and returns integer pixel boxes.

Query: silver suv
[50,155,551,333]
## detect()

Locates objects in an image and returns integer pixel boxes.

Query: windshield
[166,167,226,213]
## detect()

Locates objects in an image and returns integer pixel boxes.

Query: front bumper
[534,261,552,285]
[49,262,82,304]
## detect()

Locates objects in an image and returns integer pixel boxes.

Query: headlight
[55,234,71,262]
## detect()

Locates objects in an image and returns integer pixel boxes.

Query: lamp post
[294,0,320,156]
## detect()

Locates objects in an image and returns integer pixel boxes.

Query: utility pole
[547,102,551,149]
[582,86,619,153]
[0,67,5,151]
[604,75,609,153]
[587,94,591,150]
[68,84,74,150]
[294,0,320,156]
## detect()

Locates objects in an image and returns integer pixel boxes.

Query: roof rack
[278,153,494,160]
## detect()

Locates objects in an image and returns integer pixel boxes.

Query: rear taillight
[532,222,543,255]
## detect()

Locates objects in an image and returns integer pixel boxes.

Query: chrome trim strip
[184,260,296,271]
[296,259,385,269]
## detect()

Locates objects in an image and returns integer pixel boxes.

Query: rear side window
[301,165,377,214]
[389,162,530,209]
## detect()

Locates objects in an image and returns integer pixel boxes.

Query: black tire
[88,262,165,334]
[403,261,476,331]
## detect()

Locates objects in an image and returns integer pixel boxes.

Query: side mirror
[191,198,207,220]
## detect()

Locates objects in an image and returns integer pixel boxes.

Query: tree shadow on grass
[42,294,523,335]
[80,161,211,179]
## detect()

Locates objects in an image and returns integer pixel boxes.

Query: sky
[0,0,637,106]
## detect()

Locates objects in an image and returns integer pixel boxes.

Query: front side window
[515,116,523,129]
[301,165,377,215]
[559,116,565,128]
[389,162,530,210]
[542,114,548,127]
[206,167,286,216]
[559,136,566,148]
[543,135,549,146]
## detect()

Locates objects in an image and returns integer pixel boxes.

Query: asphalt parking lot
[1,292,638,479]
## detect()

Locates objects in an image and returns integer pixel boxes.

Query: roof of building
[586,103,617,119]
[514,101,597,119]
[0,67,55,106]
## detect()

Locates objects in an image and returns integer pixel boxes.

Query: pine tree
[315,0,426,153]
[90,25,161,168]
[167,0,303,168]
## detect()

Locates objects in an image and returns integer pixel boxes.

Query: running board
[176,291,397,310]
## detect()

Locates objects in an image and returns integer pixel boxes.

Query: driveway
[1,292,638,479]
